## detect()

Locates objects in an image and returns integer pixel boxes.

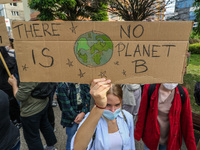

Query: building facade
[0,2,24,36]
[174,0,195,21]
[154,0,166,21]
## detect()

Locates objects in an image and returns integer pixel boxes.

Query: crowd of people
[0,38,198,150]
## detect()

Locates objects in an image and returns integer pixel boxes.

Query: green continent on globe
[74,31,113,67]
[93,53,103,65]
[77,37,90,52]
[78,52,88,63]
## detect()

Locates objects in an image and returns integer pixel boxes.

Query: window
[11,11,19,16]
[10,3,17,6]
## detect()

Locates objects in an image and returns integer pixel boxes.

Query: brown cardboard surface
[0,0,22,4]
[0,17,9,46]
[12,21,193,84]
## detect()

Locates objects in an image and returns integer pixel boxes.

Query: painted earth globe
[74,31,113,67]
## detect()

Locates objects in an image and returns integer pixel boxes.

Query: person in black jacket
[0,46,20,126]
[0,90,20,150]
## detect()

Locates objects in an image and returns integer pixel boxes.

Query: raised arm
[73,78,111,150]
[8,75,18,97]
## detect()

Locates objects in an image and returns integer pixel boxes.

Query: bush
[189,38,200,44]
[190,30,200,40]
[189,43,200,54]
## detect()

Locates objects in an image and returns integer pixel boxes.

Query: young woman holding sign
[71,78,135,150]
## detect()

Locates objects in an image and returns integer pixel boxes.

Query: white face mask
[163,83,178,90]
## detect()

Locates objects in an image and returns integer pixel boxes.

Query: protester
[134,83,196,150]
[0,46,20,126]
[121,84,141,121]
[56,82,91,150]
[7,38,16,58]
[0,90,20,150]
[72,78,135,150]
[8,75,57,150]
[48,83,57,130]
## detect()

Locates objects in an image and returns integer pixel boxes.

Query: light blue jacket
[71,110,135,150]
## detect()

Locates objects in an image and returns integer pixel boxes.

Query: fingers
[8,75,17,86]
[90,79,111,94]
[90,78,108,88]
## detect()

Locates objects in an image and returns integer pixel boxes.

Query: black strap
[177,85,186,105]
[147,84,156,108]
[121,110,128,124]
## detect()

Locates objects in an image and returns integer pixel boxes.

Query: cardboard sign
[0,17,9,46]
[0,0,22,4]
[12,21,193,84]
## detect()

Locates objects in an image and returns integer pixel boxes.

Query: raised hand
[90,78,112,108]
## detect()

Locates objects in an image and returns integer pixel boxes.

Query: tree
[105,0,161,21]
[105,0,175,21]
[29,0,107,21]
[91,2,108,21]
[29,0,76,21]
[194,0,200,34]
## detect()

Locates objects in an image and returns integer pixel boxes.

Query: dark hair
[9,38,14,49]
[107,84,123,101]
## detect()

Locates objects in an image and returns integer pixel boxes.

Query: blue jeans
[66,123,78,150]
[144,144,167,150]
[10,140,20,150]
[21,105,57,150]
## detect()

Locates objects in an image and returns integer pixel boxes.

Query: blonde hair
[107,84,123,102]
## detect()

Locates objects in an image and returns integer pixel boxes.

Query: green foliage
[29,0,76,21]
[182,54,200,114]
[91,3,108,21]
[29,0,106,21]
[194,0,200,34]
[189,43,200,54]
[190,30,200,40]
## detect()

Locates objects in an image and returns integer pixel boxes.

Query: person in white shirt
[71,78,135,150]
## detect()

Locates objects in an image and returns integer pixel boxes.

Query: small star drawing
[98,71,107,78]
[114,61,119,65]
[78,69,86,78]
[66,59,73,67]
[122,70,126,76]
[69,22,78,34]
[22,64,28,71]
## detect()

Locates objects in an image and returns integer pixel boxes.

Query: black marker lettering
[13,24,23,38]
[115,42,126,56]
[24,24,34,38]
[0,36,2,43]
[120,25,130,38]
[125,43,131,57]
[162,45,176,57]
[152,45,160,57]
[39,48,54,68]
[132,59,148,73]
[32,23,43,37]
[42,23,52,36]
[32,49,36,64]
[132,24,144,38]
[52,23,61,36]
[143,44,150,57]
[133,44,141,57]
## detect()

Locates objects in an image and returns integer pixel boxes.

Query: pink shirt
[157,88,175,145]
